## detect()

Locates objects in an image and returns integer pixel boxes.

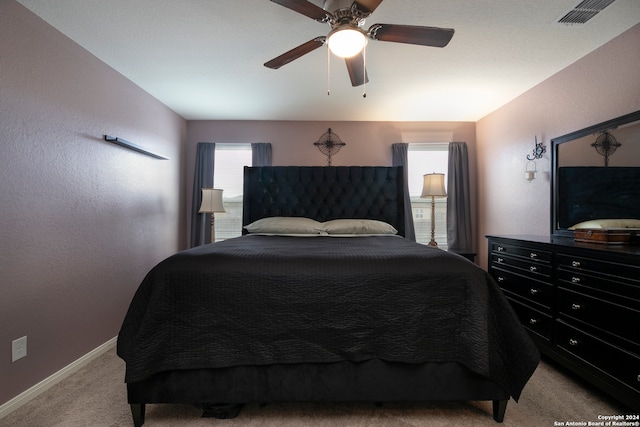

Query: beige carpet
[0,346,630,426]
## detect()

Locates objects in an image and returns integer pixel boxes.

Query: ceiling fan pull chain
[327,45,331,96]
[362,46,367,98]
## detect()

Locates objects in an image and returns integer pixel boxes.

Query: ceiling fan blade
[345,52,369,87]
[353,0,383,14]
[369,24,454,47]
[269,0,330,22]
[264,37,326,69]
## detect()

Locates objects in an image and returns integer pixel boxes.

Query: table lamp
[420,173,447,246]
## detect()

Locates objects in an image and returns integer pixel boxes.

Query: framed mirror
[550,110,640,237]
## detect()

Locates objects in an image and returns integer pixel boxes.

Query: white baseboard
[0,336,118,420]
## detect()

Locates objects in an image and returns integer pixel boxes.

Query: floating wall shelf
[103,135,169,160]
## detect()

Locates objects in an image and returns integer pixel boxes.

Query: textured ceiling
[16,0,640,121]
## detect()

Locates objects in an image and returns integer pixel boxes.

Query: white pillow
[569,219,640,230]
[322,219,398,235]
[243,217,324,234]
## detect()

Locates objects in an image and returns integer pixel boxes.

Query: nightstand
[447,250,476,262]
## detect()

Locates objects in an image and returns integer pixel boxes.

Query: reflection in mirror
[551,110,640,237]
[557,120,640,167]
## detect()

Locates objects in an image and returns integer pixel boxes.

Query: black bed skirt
[127,359,509,404]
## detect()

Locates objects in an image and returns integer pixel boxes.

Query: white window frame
[408,143,449,249]
[213,143,252,241]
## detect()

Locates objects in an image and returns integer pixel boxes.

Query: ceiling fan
[264,0,455,87]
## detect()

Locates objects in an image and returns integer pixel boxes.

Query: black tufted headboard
[242,166,406,237]
[557,166,640,229]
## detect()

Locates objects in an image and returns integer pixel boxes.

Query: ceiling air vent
[556,0,616,25]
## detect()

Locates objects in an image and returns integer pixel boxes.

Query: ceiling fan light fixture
[327,26,367,58]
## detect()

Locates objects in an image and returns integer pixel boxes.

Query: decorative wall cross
[591,130,621,166]
[313,128,346,166]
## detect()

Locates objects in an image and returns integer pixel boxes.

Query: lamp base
[428,196,438,247]
[209,213,216,244]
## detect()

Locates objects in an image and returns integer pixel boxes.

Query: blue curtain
[190,142,215,247]
[251,143,272,166]
[392,143,416,241]
[447,142,473,251]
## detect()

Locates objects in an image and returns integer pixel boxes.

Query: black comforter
[117,235,539,400]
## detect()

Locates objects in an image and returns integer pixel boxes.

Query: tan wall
[0,1,186,406]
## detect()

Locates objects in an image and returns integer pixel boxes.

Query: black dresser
[486,235,640,411]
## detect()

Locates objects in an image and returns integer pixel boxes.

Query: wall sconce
[527,135,546,161]
[198,188,225,243]
[524,136,545,182]
[524,161,537,182]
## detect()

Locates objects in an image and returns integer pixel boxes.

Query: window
[213,144,252,241]
[408,144,449,249]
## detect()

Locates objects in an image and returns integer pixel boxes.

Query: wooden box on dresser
[486,235,640,412]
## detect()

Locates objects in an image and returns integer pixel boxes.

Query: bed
[117,166,539,426]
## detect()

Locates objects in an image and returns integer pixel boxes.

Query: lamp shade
[198,188,225,213]
[420,173,447,198]
[327,26,367,58]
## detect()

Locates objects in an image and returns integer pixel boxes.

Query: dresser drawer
[556,320,640,393]
[491,242,552,263]
[557,269,640,302]
[557,254,640,285]
[557,287,640,351]
[491,254,552,278]
[507,298,552,341]
[493,267,553,310]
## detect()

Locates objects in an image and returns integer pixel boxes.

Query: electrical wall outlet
[12,336,27,362]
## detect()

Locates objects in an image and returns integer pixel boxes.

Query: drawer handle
[569,338,579,346]
[497,276,505,282]
[571,277,581,283]
[530,288,539,295]
[571,303,582,311]
[497,246,504,252]
[497,257,504,263]
[529,266,537,273]
[571,260,581,267]
[530,252,538,259]
[529,318,538,325]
